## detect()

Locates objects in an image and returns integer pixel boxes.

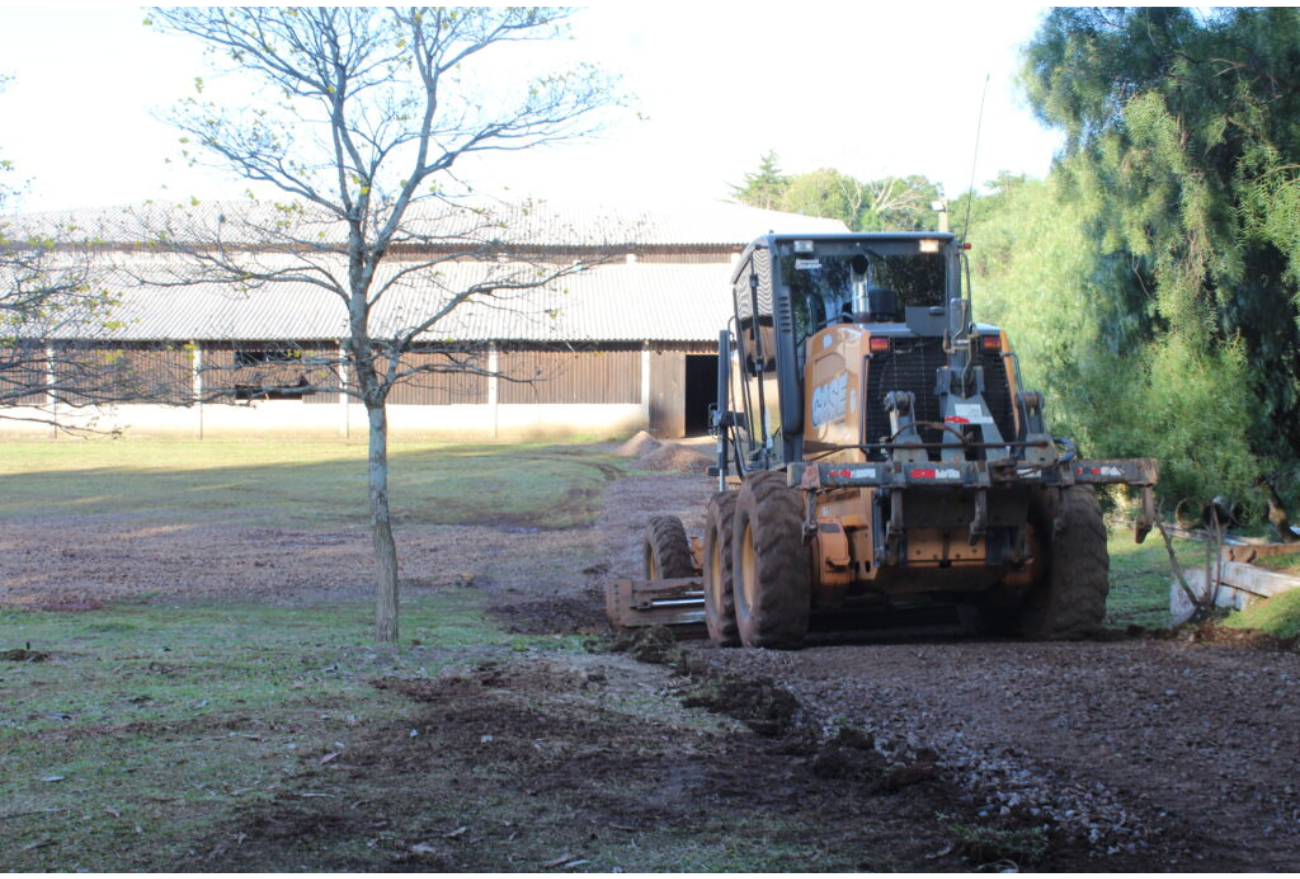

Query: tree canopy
[728,150,788,210]
[729,154,940,231]
[1010,6,1300,504]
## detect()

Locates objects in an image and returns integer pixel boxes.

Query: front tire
[704,491,740,647]
[732,472,811,649]
[644,515,694,580]
[1018,485,1109,639]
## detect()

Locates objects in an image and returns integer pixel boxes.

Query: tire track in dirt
[597,471,1300,870]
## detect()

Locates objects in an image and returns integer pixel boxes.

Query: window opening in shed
[234,347,304,368]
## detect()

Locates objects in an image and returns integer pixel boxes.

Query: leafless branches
[141,7,619,642]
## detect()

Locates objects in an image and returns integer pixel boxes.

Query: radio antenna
[960,73,991,243]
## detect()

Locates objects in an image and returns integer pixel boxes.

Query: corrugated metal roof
[47,257,739,343]
[8,197,848,249]
[7,199,850,345]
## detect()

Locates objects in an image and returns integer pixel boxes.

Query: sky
[0,5,1065,214]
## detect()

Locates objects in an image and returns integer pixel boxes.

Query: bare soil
[6,466,1300,870]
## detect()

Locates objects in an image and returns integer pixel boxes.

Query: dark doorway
[684,354,718,436]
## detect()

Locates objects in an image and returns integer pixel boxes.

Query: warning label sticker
[953,403,993,424]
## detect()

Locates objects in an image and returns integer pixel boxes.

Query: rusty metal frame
[604,577,705,630]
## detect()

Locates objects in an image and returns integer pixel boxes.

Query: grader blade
[604,577,706,632]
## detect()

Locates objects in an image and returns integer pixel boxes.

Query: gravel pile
[614,430,661,458]
[636,443,713,473]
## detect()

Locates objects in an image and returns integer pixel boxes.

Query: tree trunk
[368,399,400,643]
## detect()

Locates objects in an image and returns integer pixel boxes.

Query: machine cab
[728,234,963,469]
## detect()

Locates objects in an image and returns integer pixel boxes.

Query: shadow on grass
[0,441,624,530]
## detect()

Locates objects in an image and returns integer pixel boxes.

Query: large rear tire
[644,515,694,580]
[703,491,740,647]
[1018,485,1109,639]
[732,472,811,649]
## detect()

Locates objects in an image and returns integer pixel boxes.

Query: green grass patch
[0,590,582,872]
[0,439,621,529]
[944,817,1050,865]
[1105,529,1201,629]
[1222,589,1300,640]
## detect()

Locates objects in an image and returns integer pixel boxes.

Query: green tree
[857,175,942,232]
[146,7,617,643]
[1017,6,1300,502]
[961,171,1260,503]
[774,167,942,231]
[729,150,789,210]
[729,154,943,231]
[780,167,862,226]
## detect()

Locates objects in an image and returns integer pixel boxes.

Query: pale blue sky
[0,5,1063,213]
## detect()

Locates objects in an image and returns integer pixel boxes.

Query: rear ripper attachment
[605,515,707,632]
[605,233,1158,647]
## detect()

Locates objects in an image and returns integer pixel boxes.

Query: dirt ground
[5,462,1300,870]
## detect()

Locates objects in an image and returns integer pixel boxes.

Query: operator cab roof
[731,232,958,285]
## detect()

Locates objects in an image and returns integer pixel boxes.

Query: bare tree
[142,7,619,643]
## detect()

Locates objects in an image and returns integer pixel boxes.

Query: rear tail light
[981,334,1002,352]
[870,337,891,353]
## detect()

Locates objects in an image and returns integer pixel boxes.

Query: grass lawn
[1222,589,1300,639]
[1,592,591,871]
[1,438,631,869]
[0,438,1228,868]
[0,439,622,529]
[1106,529,1202,629]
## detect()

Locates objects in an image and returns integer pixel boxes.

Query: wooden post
[45,345,56,439]
[640,342,651,428]
[339,340,349,440]
[192,342,204,440]
[488,342,499,440]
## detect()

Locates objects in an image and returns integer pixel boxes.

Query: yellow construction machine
[607,233,1157,647]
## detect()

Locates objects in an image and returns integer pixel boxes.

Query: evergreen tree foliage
[729,150,790,210]
[1008,6,1300,505]
[963,172,1260,504]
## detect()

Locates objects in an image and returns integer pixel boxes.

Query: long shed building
[0,199,846,440]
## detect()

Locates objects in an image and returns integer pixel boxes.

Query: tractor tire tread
[1023,485,1109,640]
[644,515,694,581]
[734,471,810,649]
[704,491,740,647]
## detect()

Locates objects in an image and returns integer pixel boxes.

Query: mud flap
[604,578,706,633]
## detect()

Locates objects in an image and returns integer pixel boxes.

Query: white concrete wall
[1171,562,1300,624]
[0,401,646,442]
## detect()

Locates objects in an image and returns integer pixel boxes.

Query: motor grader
[606,233,1158,648]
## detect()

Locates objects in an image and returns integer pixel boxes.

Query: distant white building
[0,199,847,440]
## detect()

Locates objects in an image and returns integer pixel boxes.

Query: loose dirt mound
[615,430,661,458]
[1,647,51,662]
[636,443,712,473]
[681,675,803,737]
[489,588,610,635]
[604,625,688,666]
[198,652,990,872]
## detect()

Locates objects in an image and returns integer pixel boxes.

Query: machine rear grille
[864,338,1015,459]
